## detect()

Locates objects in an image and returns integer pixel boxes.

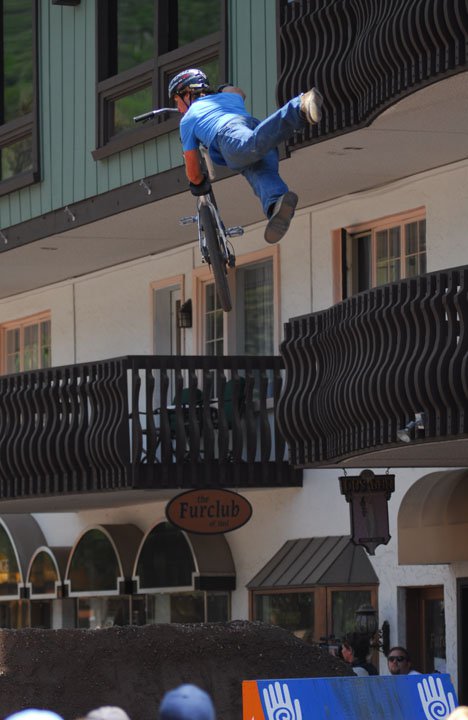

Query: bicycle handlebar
[133,108,181,123]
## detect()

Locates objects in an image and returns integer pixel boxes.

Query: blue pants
[211,96,306,217]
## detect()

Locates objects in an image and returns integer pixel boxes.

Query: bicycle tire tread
[200,204,232,312]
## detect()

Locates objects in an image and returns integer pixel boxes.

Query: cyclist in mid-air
[169,68,323,245]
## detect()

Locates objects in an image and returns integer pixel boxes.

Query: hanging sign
[340,469,395,555]
[166,488,252,535]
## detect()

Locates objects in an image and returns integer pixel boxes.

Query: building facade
[0,0,468,703]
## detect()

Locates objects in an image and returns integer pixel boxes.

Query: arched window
[0,525,21,597]
[68,529,121,594]
[136,522,195,590]
[29,551,59,596]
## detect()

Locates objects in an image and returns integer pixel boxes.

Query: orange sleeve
[184,149,204,185]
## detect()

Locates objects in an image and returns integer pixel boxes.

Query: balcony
[278,0,468,149]
[277,265,468,468]
[0,355,301,511]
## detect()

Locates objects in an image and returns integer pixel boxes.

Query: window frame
[93,0,227,160]
[333,207,426,302]
[249,584,378,645]
[0,0,40,196]
[193,246,281,356]
[0,310,51,374]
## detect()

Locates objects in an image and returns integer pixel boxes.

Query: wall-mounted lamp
[177,299,192,329]
[355,603,390,656]
[396,412,425,443]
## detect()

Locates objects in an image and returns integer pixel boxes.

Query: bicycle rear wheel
[200,204,232,312]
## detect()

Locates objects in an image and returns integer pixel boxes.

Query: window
[0,524,21,598]
[132,523,231,625]
[28,551,59,597]
[1,312,51,374]
[67,529,121,594]
[340,209,426,298]
[194,247,279,357]
[94,0,226,158]
[251,586,377,645]
[253,591,315,641]
[0,0,39,195]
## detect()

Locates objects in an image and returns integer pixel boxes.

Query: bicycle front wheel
[200,204,232,312]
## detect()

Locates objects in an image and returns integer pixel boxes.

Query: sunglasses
[388,656,408,663]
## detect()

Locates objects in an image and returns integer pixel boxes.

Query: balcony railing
[277,266,468,467]
[277,0,468,148]
[0,355,301,502]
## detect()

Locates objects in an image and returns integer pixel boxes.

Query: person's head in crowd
[159,684,215,720]
[85,708,131,720]
[5,711,64,720]
[447,708,468,720]
[341,632,371,665]
[387,646,415,675]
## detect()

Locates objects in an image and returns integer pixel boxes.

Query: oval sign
[166,488,252,535]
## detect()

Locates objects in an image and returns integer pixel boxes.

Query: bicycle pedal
[179,215,197,225]
[226,226,244,237]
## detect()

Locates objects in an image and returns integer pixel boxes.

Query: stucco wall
[1,160,467,362]
[1,159,467,690]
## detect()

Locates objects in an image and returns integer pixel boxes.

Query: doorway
[153,283,182,356]
[457,579,468,704]
[406,586,446,674]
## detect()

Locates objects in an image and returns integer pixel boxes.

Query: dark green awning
[247,536,378,589]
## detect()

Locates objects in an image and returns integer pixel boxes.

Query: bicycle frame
[134,108,243,311]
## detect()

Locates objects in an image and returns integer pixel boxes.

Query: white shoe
[300,87,323,124]
[264,192,298,244]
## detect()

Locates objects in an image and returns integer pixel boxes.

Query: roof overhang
[0,72,467,299]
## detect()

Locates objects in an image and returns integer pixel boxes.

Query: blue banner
[243,674,458,720]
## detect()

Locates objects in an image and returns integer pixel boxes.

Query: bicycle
[134,108,243,312]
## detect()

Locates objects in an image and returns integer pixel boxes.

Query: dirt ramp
[0,621,352,720]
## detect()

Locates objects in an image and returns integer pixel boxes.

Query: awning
[247,536,378,589]
[399,469,468,564]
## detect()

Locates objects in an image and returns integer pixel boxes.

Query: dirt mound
[0,621,352,720]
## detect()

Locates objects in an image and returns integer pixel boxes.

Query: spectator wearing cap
[6,711,63,720]
[159,684,216,720]
[387,646,421,675]
[85,708,131,720]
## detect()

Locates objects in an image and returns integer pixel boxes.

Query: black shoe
[264,192,298,244]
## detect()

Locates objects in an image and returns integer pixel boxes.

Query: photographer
[341,632,379,676]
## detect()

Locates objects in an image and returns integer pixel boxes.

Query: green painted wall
[0,0,278,230]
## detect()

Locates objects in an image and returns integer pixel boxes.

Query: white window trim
[1,310,52,374]
[333,207,426,302]
[192,245,281,355]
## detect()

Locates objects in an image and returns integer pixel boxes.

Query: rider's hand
[189,174,212,196]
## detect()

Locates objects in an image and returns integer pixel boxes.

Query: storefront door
[406,586,446,674]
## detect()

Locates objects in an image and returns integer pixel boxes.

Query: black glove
[189,174,212,196]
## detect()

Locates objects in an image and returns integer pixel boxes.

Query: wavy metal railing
[0,355,301,501]
[0,358,129,498]
[277,0,468,147]
[277,266,468,466]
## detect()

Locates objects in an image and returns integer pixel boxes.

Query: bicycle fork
[180,196,242,269]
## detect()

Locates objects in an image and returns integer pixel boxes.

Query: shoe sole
[304,88,323,124]
[264,192,298,244]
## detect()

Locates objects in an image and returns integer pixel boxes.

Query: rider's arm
[183,148,205,185]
